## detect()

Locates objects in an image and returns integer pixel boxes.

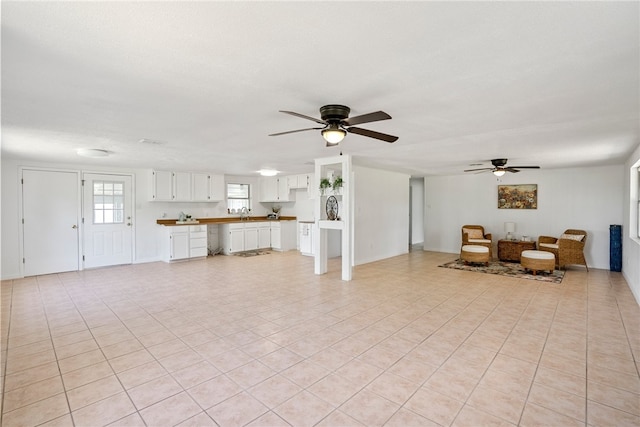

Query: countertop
[156,216,297,226]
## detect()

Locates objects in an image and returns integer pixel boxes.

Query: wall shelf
[318,220,343,230]
[314,155,352,281]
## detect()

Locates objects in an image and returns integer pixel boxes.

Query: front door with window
[82,173,133,268]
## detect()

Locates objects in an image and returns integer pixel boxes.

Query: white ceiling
[2,2,639,177]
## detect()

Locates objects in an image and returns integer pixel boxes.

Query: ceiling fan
[464,158,540,176]
[269,104,398,146]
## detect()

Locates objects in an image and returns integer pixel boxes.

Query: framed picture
[498,184,537,209]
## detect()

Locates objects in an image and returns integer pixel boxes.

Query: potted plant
[332,176,343,194]
[319,177,331,196]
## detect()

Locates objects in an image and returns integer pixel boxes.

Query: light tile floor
[1,250,639,426]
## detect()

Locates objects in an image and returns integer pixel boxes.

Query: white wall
[423,164,624,270]
[410,178,425,245]
[354,165,410,265]
[623,144,640,305]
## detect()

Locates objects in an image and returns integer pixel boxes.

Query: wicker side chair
[461,225,493,258]
[538,229,589,271]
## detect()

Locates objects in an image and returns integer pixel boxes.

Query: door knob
[72,225,77,229]
[127,223,132,226]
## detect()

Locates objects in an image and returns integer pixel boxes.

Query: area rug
[439,259,564,284]
[234,250,270,257]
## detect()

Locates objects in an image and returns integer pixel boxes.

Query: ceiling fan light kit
[322,124,346,145]
[493,169,506,177]
[270,104,398,145]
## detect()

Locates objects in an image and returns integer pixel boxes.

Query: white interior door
[82,173,133,268]
[22,169,80,276]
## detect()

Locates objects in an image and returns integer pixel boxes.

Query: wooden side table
[498,240,536,262]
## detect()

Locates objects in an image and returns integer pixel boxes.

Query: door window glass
[93,180,124,224]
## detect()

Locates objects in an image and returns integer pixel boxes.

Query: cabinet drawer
[190,225,207,233]
[190,231,207,239]
[190,247,208,257]
[190,237,207,249]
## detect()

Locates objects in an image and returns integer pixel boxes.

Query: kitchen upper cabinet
[192,173,225,202]
[152,170,224,202]
[192,173,210,202]
[286,174,313,190]
[151,170,173,201]
[151,170,190,201]
[283,173,315,198]
[209,174,225,201]
[173,172,192,201]
[259,177,292,202]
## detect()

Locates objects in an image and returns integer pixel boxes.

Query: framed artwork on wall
[498,184,537,209]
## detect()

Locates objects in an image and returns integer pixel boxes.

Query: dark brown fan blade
[347,127,398,143]
[504,168,520,173]
[464,168,493,172]
[509,166,540,169]
[269,127,324,136]
[342,111,391,126]
[279,111,327,125]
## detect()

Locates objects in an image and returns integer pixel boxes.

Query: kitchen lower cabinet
[244,223,259,251]
[169,229,189,260]
[220,223,245,254]
[220,221,296,254]
[299,222,313,256]
[270,222,281,250]
[272,221,296,251]
[189,225,208,257]
[162,225,208,262]
[258,223,271,249]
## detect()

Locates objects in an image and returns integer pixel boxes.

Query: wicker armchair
[461,225,493,258]
[538,229,589,271]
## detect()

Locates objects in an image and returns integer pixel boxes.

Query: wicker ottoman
[521,250,555,275]
[461,245,490,266]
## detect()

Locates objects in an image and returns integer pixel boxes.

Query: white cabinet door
[152,170,173,201]
[258,223,271,249]
[221,223,245,254]
[173,172,192,201]
[244,225,259,251]
[170,230,190,260]
[270,222,282,250]
[230,228,244,253]
[192,173,210,202]
[260,177,279,202]
[305,173,315,199]
[277,178,290,201]
[209,174,225,201]
[299,222,313,256]
[287,175,299,190]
